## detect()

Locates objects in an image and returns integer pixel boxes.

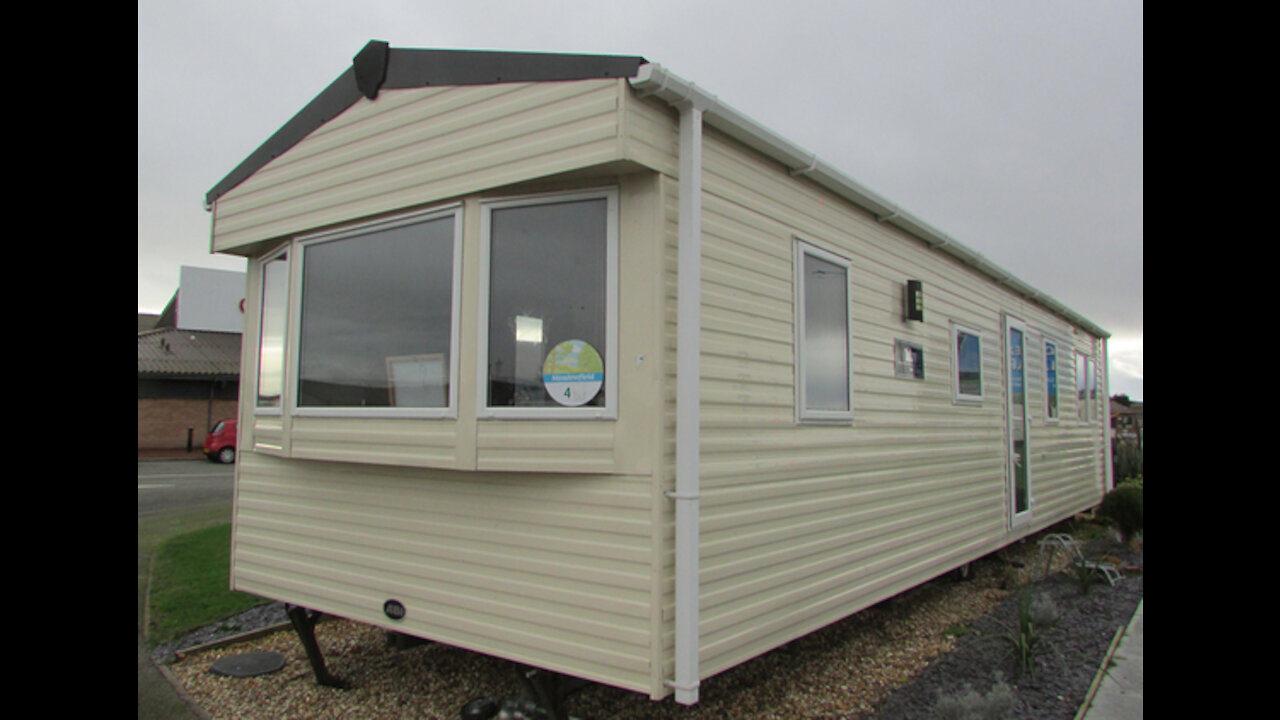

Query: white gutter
[630,63,1108,341]
[633,62,711,706]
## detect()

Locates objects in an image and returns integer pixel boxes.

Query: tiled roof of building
[138,327,241,378]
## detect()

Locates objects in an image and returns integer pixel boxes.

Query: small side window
[255,248,289,412]
[951,323,984,404]
[1045,341,1059,421]
[894,340,925,380]
[1075,350,1094,421]
[794,240,854,423]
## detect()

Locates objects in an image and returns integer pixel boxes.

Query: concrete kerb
[1077,600,1143,720]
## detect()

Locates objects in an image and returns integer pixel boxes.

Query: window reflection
[256,251,288,409]
[487,197,607,408]
[297,213,456,409]
[1045,342,1059,419]
[956,330,982,398]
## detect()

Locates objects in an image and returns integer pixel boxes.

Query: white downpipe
[633,62,707,705]
[671,96,704,707]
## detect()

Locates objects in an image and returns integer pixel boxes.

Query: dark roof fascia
[205,42,647,207]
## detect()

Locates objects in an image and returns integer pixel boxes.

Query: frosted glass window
[895,340,925,380]
[256,250,289,410]
[796,242,853,421]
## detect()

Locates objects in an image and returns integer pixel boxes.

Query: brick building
[138,267,244,453]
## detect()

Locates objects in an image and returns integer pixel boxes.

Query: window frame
[252,243,292,416]
[289,204,464,419]
[1075,349,1095,423]
[1044,338,1061,423]
[793,239,855,424]
[1005,314,1033,526]
[951,321,985,405]
[894,339,925,380]
[475,187,619,421]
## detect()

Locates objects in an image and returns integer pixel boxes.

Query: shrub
[1070,557,1097,595]
[934,672,1015,720]
[1003,589,1060,677]
[1112,439,1143,481]
[1099,483,1143,542]
[1116,474,1142,491]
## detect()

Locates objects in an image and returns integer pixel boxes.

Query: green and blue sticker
[543,339,604,406]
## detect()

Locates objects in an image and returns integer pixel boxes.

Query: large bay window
[294,207,462,416]
[248,188,620,430]
[795,240,854,423]
[478,188,618,419]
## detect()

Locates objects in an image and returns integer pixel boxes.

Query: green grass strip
[146,522,269,647]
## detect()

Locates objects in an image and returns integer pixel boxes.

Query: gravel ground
[153,527,1141,719]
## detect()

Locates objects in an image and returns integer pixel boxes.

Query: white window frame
[1005,314,1033,527]
[1075,349,1094,423]
[290,204,464,419]
[894,339,925,380]
[1044,338,1062,423]
[252,243,292,416]
[793,239,854,424]
[951,321,985,405]
[476,187,619,420]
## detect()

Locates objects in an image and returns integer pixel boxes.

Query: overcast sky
[138,0,1142,400]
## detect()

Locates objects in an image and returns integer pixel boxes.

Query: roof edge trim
[629,63,1109,339]
[205,43,646,207]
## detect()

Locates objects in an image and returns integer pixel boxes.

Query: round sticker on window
[543,340,604,406]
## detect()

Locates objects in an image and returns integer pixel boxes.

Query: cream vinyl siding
[223,81,677,696]
[289,417,465,467]
[231,451,661,695]
[655,172,682,687]
[691,125,1104,680]
[621,92,680,178]
[212,79,629,254]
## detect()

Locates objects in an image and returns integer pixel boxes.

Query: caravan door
[1005,315,1032,527]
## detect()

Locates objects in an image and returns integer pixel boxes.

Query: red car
[203,419,238,464]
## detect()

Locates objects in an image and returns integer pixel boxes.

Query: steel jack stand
[284,604,349,689]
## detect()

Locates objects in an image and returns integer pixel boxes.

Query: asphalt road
[139,458,235,719]
[138,460,234,516]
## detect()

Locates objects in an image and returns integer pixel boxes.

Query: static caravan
[206,42,1111,706]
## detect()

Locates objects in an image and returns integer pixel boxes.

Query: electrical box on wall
[905,280,924,322]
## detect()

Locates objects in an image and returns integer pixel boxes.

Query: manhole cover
[210,651,286,678]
